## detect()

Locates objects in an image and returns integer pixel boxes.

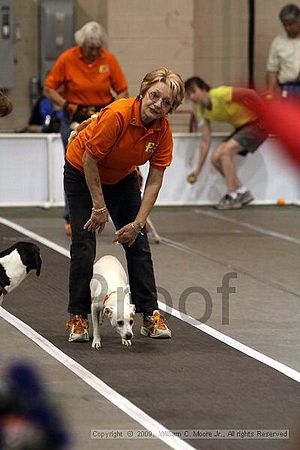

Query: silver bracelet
[131,222,144,234]
[92,206,107,214]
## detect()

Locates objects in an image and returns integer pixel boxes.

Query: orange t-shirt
[66,97,173,184]
[44,46,128,106]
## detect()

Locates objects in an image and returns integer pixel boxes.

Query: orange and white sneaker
[65,223,72,237]
[140,310,171,338]
[66,315,89,342]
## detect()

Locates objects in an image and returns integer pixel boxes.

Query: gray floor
[0,205,299,450]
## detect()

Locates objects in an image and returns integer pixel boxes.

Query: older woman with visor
[44,21,128,235]
[64,67,184,343]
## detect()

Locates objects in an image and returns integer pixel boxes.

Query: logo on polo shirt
[145,142,158,153]
[99,64,109,73]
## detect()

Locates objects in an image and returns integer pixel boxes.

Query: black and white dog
[0,242,42,306]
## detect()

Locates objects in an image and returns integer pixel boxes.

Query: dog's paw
[122,339,132,347]
[92,338,102,349]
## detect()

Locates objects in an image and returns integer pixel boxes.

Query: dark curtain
[248,0,255,88]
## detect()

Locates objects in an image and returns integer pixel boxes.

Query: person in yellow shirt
[184,77,268,210]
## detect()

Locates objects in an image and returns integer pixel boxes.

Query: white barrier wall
[0,133,299,207]
[0,134,65,207]
[141,134,300,205]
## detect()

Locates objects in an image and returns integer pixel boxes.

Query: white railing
[0,133,64,207]
[0,133,299,207]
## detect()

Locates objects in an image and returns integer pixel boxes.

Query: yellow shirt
[197,86,257,129]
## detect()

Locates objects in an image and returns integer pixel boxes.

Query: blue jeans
[63,162,158,316]
[280,83,300,99]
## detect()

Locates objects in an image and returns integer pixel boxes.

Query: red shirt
[44,46,128,106]
[66,97,173,184]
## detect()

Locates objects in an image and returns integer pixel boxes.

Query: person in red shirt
[64,67,184,343]
[43,21,128,235]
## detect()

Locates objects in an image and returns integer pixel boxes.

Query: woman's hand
[113,222,143,247]
[82,152,107,233]
[0,90,13,117]
[84,209,109,233]
[63,101,79,118]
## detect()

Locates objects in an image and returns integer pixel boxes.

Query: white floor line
[0,307,194,450]
[158,302,300,383]
[0,217,70,258]
[1,216,299,394]
[195,209,300,246]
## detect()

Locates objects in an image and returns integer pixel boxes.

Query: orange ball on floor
[276,198,285,206]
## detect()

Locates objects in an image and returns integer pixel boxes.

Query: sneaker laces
[153,312,168,330]
[66,315,88,333]
[220,194,231,202]
[221,194,238,203]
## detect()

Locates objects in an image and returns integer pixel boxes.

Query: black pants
[64,162,158,316]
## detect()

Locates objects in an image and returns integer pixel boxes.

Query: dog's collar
[0,285,7,295]
[103,286,131,307]
[103,291,117,307]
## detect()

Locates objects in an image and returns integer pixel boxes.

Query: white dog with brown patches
[90,255,135,349]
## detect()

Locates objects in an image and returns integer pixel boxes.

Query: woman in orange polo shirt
[43,22,128,235]
[64,67,184,343]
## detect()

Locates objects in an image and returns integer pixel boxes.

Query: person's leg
[215,121,269,208]
[102,173,157,316]
[211,139,243,192]
[211,139,249,210]
[64,162,96,317]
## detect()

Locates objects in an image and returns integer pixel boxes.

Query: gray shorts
[225,121,268,156]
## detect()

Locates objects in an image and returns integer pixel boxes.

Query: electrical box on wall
[0,0,14,89]
[40,0,74,82]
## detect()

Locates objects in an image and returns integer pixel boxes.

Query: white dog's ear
[103,306,114,318]
[129,304,136,313]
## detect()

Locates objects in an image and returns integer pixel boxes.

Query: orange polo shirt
[44,46,128,106]
[66,97,173,184]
